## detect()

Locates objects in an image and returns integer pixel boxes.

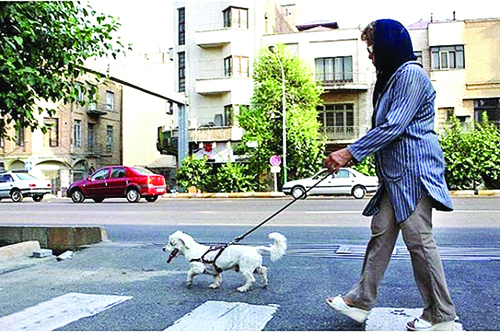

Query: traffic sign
[269,155,281,166]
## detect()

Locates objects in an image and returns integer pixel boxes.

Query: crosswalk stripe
[0,293,132,331]
[164,301,279,331]
[365,307,464,331]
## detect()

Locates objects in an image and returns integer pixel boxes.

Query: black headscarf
[372,19,417,108]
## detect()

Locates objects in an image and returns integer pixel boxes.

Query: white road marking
[0,293,132,331]
[165,301,279,331]
[307,210,500,214]
[365,307,463,331]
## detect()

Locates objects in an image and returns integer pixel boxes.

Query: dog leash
[229,170,333,245]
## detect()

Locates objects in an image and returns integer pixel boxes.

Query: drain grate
[286,243,500,261]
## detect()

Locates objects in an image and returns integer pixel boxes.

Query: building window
[74,119,82,148]
[178,7,185,45]
[88,123,95,152]
[475,98,500,128]
[317,104,355,139]
[414,51,422,64]
[315,56,353,83]
[77,85,85,102]
[16,127,25,147]
[431,45,464,70]
[223,6,248,29]
[0,136,4,148]
[224,56,249,77]
[224,105,233,126]
[44,117,59,147]
[106,125,113,153]
[105,91,114,110]
[178,52,185,92]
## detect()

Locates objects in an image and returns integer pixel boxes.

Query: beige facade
[0,80,123,196]
[263,27,375,151]
[117,52,177,175]
[409,17,500,130]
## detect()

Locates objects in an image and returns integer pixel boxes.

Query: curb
[163,192,287,199]
[0,241,41,262]
[163,190,500,199]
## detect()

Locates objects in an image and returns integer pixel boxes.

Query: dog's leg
[237,271,255,292]
[186,268,197,287]
[255,266,268,288]
[209,273,222,289]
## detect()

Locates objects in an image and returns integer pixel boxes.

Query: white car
[0,172,52,202]
[282,168,379,199]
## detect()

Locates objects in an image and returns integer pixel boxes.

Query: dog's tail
[256,233,287,262]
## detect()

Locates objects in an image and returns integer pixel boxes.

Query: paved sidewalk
[162,189,500,199]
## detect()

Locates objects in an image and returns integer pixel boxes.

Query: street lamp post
[268,45,287,184]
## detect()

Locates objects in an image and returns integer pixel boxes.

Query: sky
[88,0,500,56]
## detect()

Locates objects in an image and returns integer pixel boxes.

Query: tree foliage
[237,44,325,184]
[439,115,500,189]
[0,1,131,139]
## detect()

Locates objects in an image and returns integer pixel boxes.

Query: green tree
[213,162,256,193]
[238,44,325,185]
[0,1,131,139]
[175,156,212,192]
[439,114,500,189]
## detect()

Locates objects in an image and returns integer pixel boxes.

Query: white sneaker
[326,295,370,323]
[406,318,455,331]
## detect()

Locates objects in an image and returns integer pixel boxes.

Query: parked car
[0,171,52,202]
[66,166,166,203]
[282,168,379,199]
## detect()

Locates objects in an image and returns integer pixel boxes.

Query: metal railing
[320,126,359,140]
[316,72,367,86]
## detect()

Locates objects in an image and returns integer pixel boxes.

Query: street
[0,197,499,331]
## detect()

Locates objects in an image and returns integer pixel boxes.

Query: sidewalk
[162,189,500,199]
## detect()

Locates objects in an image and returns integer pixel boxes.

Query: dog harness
[190,245,228,273]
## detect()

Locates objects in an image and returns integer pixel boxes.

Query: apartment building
[263,24,376,152]
[408,17,500,130]
[169,1,299,162]
[0,80,122,196]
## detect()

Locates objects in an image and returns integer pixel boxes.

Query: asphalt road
[0,196,499,228]
[0,197,499,331]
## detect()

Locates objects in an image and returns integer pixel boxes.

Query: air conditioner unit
[188,118,198,129]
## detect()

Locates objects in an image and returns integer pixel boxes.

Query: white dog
[163,231,287,292]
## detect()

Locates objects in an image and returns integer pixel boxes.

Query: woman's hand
[325,148,353,174]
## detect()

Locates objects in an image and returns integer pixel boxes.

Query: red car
[67,166,166,203]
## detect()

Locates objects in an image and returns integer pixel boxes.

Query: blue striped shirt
[347,61,453,223]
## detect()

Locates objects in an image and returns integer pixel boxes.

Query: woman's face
[366,42,375,66]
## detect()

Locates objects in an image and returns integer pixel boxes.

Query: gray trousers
[346,191,456,324]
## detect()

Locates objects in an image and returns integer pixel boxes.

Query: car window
[110,167,126,179]
[91,169,109,181]
[335,170,351,178]
[131,167,154,175]
[0,174,14,183]
[16,173,38,181]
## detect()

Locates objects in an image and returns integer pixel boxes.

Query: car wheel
[11,189,23,202]
[71,189,85,203]
[145,195,158,202]
[93,198,105,203]
[126,188,141,203]
[352,185,366,199]
[291,186,307,199]
[33,195,44,202]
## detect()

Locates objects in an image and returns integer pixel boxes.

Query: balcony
[320,126,360,142]
[316,72,368,91]
[195,28,249,48]
[157,128,178,156]
[195,77,252,95]
[86,102,108,116]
